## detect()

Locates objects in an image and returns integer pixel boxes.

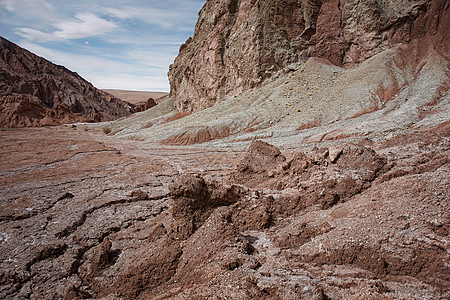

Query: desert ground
[1,48,449,299]
[102,90,168,105]
[0,116,448,298]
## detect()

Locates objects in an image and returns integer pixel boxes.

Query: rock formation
[168,0,449,112]
[1,123,448,299]
[0,37,132,128]
[132,98,157,113]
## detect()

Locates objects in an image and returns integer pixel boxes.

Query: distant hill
[0,37,132,128]
[102,89,168,105]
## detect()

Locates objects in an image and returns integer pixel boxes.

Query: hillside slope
[168,0,449,112]
[0,37,132,128]
[109,46,449,150]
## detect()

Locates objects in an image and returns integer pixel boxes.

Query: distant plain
[103,89,168,104]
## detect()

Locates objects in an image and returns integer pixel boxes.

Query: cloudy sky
[0,0,205,91]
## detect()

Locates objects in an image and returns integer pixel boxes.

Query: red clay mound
[168,173,244,239]
[235,140,387,213]
[233,140,287,186]
[161,126,231,145]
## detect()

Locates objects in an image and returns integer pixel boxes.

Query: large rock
[168,0,449,112]
[0,37,132,128]
[132,98,157,113]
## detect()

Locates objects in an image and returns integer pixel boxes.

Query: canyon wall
[0,37,132,127]
[168,0,449,112]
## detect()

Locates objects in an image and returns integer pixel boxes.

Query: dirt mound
[161,126,231,145]
[233,140,287,186]
[234,140,386,212]
[168,173,244,239]
[76,173,248,298]
[110,238,182,299]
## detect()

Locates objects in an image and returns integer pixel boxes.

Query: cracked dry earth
[1,123,449,299]
[0,126,240,299]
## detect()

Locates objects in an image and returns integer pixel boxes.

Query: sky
[0,0,205,92]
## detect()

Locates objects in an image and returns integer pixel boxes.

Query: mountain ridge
[0,37,133,128]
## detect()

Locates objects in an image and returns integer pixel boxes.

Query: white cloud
[0,0,53,12]
[15,28,53,41]
[18,42,170,92]
[104,8,131,20]
[100,33,185,47]
[0,0,13,11]
[127,49,178,69]
[53,12,116,39]
[0,0,54,21]
[14,12,117,42]
[104,6,193,29]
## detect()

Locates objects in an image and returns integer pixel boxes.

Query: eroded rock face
[0,37,132,127]
[168,173,244,239]
[168,0,449,112]
[132,98,157,113]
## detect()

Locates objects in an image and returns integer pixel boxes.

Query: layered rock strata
[168,0,449,112]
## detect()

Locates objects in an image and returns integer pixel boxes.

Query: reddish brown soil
[161,112,191,124]
[161,126,231,145]
[0,122,448,299]
[132,98,157,113]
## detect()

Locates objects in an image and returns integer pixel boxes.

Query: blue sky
[0,0,205,91]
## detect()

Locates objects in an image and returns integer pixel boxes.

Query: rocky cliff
[168,0,449,112]
[0,37,132,128]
